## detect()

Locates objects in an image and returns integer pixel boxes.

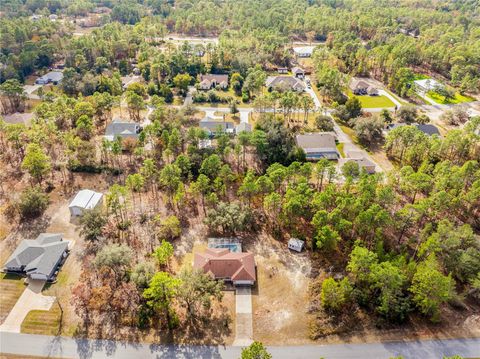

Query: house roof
[414,79,442,91]
[200,74,228,83]
[37,71,63,83]
[193,248,256,282]
[288,238,304,248]
[350,78,369,90]
[296,133,337,152]
[293,46,315,55]
[339,157,376,171]
[265,76,305,91]
[4,233,68,279]
[200,117,235,132]
[105,119,140,140]
[69,189,103,210]
[387,123,440,136]
[292,67,305,74]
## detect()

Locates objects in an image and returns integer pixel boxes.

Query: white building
[414,78,443,93]
[288,238,305,252]
[69,189,103,216]
[293,46,315,58]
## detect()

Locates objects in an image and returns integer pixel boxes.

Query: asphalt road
[1,332,479,359]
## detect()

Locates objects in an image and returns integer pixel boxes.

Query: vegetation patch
[0,273,26,324]
[21,305,62,336]
[426,91,475,104]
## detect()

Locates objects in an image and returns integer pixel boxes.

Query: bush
[18,186,49,220]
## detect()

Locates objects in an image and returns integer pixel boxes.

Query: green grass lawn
[21,304,62,336]
[347,90,395,108]
[0,273,26,325]
[336,142,345,157]
[427,91,475,105]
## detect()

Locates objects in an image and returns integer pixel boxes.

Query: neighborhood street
[1,331,479,359]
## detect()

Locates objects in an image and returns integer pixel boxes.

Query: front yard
[426,91,475,105]
[0,274,26,325]
[347,90,395,108]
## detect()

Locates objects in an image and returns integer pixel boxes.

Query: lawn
[21,304,62,336]
[427,91,474,105]
[347,90,394,108]
[336,142,345,158]
[0,273,26,324]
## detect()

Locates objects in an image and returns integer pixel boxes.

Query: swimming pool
[208,238,242,252]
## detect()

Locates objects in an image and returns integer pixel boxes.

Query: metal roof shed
[288,238,305,252]
[69,189,103,216]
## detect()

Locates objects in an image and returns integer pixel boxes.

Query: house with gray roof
[235,122,252,133]
[35,71,63,85]
[104,119,141,141]
[199,117,235,137]
[386,123,440,136]
[296,132,340,160]
[3,234,69,281]
[198,74,229,90]
[265,76,305,92]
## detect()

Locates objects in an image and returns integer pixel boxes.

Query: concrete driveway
[0,279,55,333]
[233,287,253,346]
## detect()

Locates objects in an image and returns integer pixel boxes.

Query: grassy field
[21,304,62,336]
[427,91,475,104]
[336,142,345,157]
[347,90,394,108]
[0,273,26,324]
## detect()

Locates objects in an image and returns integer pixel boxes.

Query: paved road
[1,332,479,359]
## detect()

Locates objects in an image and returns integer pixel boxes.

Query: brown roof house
[198,74,229,90]
[350,78,378,96]
[265,76,305,92]
[194,248,256,286]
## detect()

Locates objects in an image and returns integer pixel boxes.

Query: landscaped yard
[0,273,26,324]
[426,91,475,104]
[21,304,62,336]
[347,90,395,108]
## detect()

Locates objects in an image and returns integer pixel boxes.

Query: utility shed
[69,189,103,216]
[288,238,305,252]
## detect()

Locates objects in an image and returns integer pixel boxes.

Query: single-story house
[288,238,305,252]
[104,119,141,141]
[200,117,235,137]
[296,132,340,160]
[199,139,213,149]
[35,71,63,85]
[386,123,440,136]
[198,74,229,90]
[339,157,376,174]
[292,67,305,79]
[350,78,377,96]
[277,67,288,74]
[69,189,103,217]
[3,233,69,282]
[2,112,34,125]
[193,248,256,286]
[265,76,305,92]
[414,79,443,93]
[235,122,252,133]
[293,46,315,58]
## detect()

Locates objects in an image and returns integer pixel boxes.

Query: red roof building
[193,248,256,286]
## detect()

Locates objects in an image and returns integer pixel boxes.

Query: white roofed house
[69,189,103,217]
[293,46,315,58]
[265,76,305,93]
[3,233,69,282]
[296,133,340,160]
[414,78,443,93]
[35,71,63,85]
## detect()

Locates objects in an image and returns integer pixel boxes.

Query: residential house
[350,78,378,96]
[265,76,305,92]
[386,123,440,136]
[288,238,305,252]
[339,151,376,174]
[104,119,141,141]
[292,67,305,79]
[414,78,443,93]
[193,248,256,286]
[69,189,103,217]
[4,233,69,281]
[199,117,235,137]
[235,122,252,133]
[198,74,229,90]
[296,132,340,160]
[277,67,288,74]
[35,71,63,85]
[293,46,315,58]
[49,14,58,21]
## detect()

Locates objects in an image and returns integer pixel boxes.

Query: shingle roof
[265,76,305,91]
[193,248,256,282]
[105,119,140,141]
[69,189,103,210]
[200,74,228,83]
[36,71,63,83]
[200,117,235,132]
[296,132,337,151]
[235,122,252,133]
[4,234,68,280]
[387,123,440,136]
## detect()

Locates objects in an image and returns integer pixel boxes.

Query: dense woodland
[0,0,479,343]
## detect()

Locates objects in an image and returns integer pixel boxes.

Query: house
[193,248,256,286]
[35,71,63,85]
[288,238,305,252]
[292,67,305,79]
[293,46,315,58]
[235,122,252,133]
[296,133,340,160]
[104,119,141,141]
[339,152,376,174]
[3,112,34,125]
[49,14,58,21]
[199,117,235,137]
[265,76,305,92]
[350,78,377,96]
[31,14,42,21]
[198,74,229,90]
[414,79,443,93]
[277,67,288,74]
[3,233,69,281]
[199,139,213,149]
[386,123,440,136]
[69,189,103,217]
